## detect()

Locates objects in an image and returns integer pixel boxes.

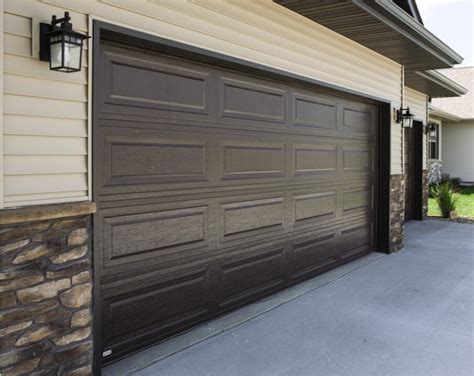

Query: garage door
[94,38,377,363]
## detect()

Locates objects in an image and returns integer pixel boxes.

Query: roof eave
[412,70,469,98]
[368,0,463,66]
[274,0,464,70]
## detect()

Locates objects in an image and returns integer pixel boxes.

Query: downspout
[401,65,405,175]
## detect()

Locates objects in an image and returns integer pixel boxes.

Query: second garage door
[94,37,378,363]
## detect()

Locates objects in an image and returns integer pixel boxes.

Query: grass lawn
[428,186,474,218]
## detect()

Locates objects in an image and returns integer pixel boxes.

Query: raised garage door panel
[94,41,377,363]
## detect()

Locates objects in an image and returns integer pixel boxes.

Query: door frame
[412,120,424,220]
[91,20,392,372]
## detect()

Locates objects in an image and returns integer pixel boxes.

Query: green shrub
[435,182,458,218]
[429,183,439,198]
[440,177,462,191]
[450,178,461,190]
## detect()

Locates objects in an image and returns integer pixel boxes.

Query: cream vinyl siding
[441,122,474,183]
[404,86,428,169]
[3,7,88,207]
[404,87,427,124]
[2,0,402,207]
[0,0,4,208]
[391,114,403,175]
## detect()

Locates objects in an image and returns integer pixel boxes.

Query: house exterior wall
[0,0,404,209]
[0,1,437,373]
[441,122,474,183]
[0,0,4,209]
[404,86,428,169]
[391,118,404,175]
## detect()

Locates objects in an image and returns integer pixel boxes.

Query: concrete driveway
[104,220,474,376]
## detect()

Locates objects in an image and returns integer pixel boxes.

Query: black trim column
[413,120,424,220]
[377,103,391,253]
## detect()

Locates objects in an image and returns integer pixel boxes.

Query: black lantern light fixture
[39,12,90,73]
[425,122,437,137]
[396,107,414,128]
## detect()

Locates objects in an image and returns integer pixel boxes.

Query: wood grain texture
[93,38,378,363]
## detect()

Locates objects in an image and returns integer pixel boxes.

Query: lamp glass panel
[63,41,81,70]
[50,41,63,69]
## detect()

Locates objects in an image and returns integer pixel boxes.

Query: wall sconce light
[396,107,414,128]
[425,123,437,137]
[39,12,90,73]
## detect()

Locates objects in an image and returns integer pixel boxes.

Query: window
[428,123,439,160]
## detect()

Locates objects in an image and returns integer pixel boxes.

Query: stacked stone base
[422,169,429,219]
[0,202,95,375]
[390,174,405,252]
[428,160,442,184]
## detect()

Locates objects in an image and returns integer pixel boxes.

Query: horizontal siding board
[5,74,88,102]
[4,12,31,37]
[4,135,87,155]
[5,191,88,202]
[175,0,401,85]
[391,121,403,175]
[0,0,4,208]
[4,1,88,32]
[441,123,474,182]
[4,33,31,57]
[4,115,87,137]
[404,86,427,168]
[5,173,87,195]
[5,155,87,175]
[4,94,87,119]
[423,132,427,169]
[5,193,89,207]
[404,87,427,123]
[4,54,87,84]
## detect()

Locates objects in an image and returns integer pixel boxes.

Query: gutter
[416,70,469,96]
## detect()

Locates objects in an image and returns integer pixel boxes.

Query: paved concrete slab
[104,220,474,376]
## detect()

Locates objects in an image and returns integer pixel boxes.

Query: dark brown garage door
[93,38,378,363]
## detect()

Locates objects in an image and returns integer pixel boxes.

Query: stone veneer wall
[422,169,429,219]
[390,174,405,252]
[428,160,442,184]
[0,202,96,375]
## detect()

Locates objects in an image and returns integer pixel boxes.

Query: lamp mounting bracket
[39,22,52,62]
[39,12,73,61]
